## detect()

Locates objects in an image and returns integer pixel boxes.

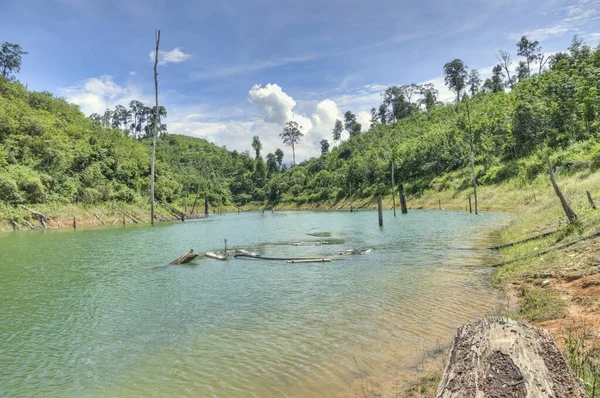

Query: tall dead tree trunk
[399,184,407,214]
[391,160,396,217]
[466,98,478,215]
[547,156,579,224]
[586,190,596,210]
[150,29,161,225]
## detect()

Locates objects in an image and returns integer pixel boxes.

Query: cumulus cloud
[149,47,192,65]
[247,83,296,124]
[60,75,151,115]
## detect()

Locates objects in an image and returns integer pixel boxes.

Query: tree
[516,35,539,77]
[332,119,343,142]
[497,50,515,89]
[370,107,379,126]
[468,70,481,96]
[483,65,505,93]
[129,100,146,138]
[112,105,131,130]
[382,86,416,122]
[280,121,303,166]
[344,111,361,138]
[0,42,27,81]
[266,153,278,177]
[320,139,330,154]
[274,148,284,169]
[251,135,262,159]
[516,61,529,82]
[418,83,439,111]
[443,59,468,102]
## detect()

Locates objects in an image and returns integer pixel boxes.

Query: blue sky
[1,0,599,160]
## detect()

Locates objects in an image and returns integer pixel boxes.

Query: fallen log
[20,205,47,229]
[436,318,586,398]
[487,230,557,250]
[93,213,106,226]
[170,251,199,265]
[123,211,141,224]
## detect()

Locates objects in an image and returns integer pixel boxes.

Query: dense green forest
[0,36,599,220]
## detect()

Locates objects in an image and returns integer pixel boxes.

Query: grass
[519,287,569,322]
[565,325,600,397]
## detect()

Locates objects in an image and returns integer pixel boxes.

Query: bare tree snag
[150,29,161,226]
[20,205,47,228]
[437,318,586,398]
[377,196,383,226]
[204,197,209,217]
[586,190,596,210]
[399,184,407,214]
[391,160,396,217]
[466,98,478,215]
[547,156,579,224]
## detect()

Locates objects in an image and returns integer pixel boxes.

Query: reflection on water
[0,210,507,397]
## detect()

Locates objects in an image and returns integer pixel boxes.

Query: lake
[0,210,507,397]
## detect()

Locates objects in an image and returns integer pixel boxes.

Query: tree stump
[437,318,586,398]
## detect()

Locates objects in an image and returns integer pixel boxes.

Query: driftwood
[437,318,587,398]
[170,251,199,265]
[123,211,141,224]
[93,213,106,226]
[11,220,20,231]
[20,205,47,229]
[547,156,579,224]
[20,217,35,229]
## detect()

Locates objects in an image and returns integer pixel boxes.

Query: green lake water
[0,210,507,397]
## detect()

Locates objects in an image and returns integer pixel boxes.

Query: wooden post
[439,199,441,210]
[122,212,126,226]
[204,197,208,217]
[399,184,407,214]
[191,184,200,217]
[150,29,161,226]
[349,182,353,213]
[184,186,188,214]
[586,190,596,209]
[391,160,396,217]
[73,215,77,230]
[378,196,383,227]
[466,98,478,215]
[547,156,578,224]
[469,195,472,213]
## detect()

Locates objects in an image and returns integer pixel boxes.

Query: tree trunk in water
[586,190,596,210]
[377,196,383,227]
[150,29,161,226]
[469,195,472,213]
[391,160,396,217]
[437,318,586,398]
[399,184,407,214]
[547,156,579,224]
[466,99,478,215]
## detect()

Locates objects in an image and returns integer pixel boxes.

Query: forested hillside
[0,36,599,222]
[268,36,600,205]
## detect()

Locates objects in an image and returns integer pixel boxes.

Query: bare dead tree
[547,156,579,224]
[497,50,514,89]
[151,29,161,225]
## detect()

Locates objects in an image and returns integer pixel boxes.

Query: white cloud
[60,75,152,116]
[247,83,297,125]
[129,71,137,76]
[510,0,599,41]
[191,54,318,80]
[149,47,192,65]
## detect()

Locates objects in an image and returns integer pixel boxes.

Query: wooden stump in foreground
[437,318,586,398]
